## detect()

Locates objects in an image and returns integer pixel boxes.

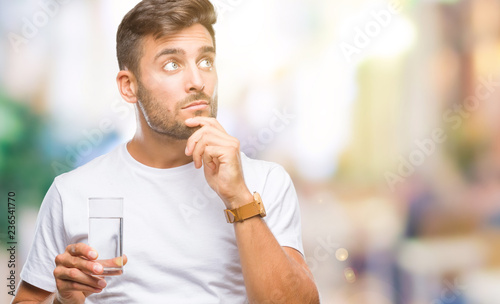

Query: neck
[127,117,193,169]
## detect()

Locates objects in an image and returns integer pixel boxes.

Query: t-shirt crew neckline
[119,142,196,176]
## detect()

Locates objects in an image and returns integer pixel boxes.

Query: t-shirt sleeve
[261,165,304,257]
[20,181,67,292]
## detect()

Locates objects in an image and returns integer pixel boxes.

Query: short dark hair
[116,0,217,78]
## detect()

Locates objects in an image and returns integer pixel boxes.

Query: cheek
[153,81,183,107]
[146,69,181,94]
[207,74,218,95]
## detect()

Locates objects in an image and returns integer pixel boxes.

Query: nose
[184,63,204,93]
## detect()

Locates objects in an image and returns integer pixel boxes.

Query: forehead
[141,23,214,59]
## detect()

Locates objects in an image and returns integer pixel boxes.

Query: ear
[116,70,138,104]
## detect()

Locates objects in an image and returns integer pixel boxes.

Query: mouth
[182,100,209,111]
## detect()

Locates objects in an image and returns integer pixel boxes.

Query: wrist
[52,292,74,304]
[224,191,267,223]
[52,296,62,304]
[225,190,253,209]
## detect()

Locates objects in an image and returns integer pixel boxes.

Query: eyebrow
[199,46,215,54]
[154,46,215,61]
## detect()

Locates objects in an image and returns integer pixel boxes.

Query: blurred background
[1,0,500,303]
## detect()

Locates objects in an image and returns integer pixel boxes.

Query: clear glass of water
[88,197,124,276]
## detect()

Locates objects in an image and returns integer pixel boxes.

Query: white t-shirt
[21,143,304,303]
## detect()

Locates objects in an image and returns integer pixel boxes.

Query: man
[13,0,320,303]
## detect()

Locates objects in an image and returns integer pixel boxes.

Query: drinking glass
[88,197,124,276]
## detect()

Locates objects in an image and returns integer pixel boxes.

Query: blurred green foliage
[0,92,64,249]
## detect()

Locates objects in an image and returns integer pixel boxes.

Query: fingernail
[97,280,107,288]
[185,146,189,155]
[89,251,98,259]
[93,263,103,273]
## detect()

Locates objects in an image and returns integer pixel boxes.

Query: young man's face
[135,23,218,140]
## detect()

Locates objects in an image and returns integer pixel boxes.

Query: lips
[182,100,209,110]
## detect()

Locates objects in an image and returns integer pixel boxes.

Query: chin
[193,109,216,118]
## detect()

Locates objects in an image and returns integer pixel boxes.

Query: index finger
[185,117,225,132]
[66,243,99,260]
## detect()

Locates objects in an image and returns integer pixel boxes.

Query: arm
[185,117,320,303]
[234,215,320,303]
[11,281,54,304]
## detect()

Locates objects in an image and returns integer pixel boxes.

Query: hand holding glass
[88,197,124,276]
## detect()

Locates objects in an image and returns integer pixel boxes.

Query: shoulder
[240,152,294,190]
[54,144,123,187]
[240,152,287,176]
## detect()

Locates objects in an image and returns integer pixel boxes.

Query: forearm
[12,294,55,304]
[234,216,319,303]
[11,281,57,304]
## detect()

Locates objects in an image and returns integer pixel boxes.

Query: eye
[199,59,213,69]
[164,61,179,71]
